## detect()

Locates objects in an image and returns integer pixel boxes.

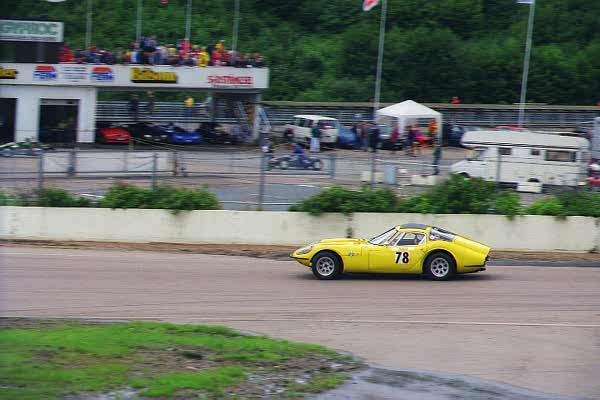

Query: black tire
[424,252,456,281]
[311,251,342,280]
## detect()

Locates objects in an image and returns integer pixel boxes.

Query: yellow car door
[369,231,427,273]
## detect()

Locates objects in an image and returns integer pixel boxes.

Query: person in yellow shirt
[215,39,225,52]
[197,47,209,67]
[185,96,194,119]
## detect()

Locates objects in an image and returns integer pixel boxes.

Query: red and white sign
[362,0,380,11]
[208,75,254,87]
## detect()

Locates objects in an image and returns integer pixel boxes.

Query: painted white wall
[42,151,171,173]
[0,207,597,251]
[0,85,96,143]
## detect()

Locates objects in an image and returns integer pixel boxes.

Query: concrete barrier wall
[0,207,597,251]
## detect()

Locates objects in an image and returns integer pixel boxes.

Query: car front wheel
[424,252,456,281]
[312,251,342,280]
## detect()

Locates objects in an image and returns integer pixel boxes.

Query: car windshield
[368,228,398,245]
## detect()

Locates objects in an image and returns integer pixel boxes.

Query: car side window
[392,232,425,246]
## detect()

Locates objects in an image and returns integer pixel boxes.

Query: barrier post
[37,152,44,192]
[258,154,266,210]
[370,150,376,189]
[152,152,158,190]
[68,150,76,177]
[329,153,336,180]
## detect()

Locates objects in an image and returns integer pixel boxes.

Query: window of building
[530,149,540,156]
[499,147,512,156]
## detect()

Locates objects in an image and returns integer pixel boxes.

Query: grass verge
[0,319,363,399]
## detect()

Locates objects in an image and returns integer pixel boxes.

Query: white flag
[517,0,534,4]
[363,0,380,12]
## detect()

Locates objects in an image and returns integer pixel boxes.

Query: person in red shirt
[451,96,461,104]
[211,49,223,66]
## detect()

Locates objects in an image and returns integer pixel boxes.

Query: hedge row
[289,175,600,218]
[0,183,220,214]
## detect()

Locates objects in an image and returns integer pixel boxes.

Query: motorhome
[450,130,590,187]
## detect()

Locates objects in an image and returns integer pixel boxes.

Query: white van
[284,115,339,145]
[451,130,590,187]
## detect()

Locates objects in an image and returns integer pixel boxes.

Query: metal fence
[0,148,453,210]
[2,146,590,210]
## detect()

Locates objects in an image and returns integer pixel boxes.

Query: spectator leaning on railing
[57,36,266,68]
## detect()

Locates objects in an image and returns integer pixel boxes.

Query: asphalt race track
[1,247,599,399]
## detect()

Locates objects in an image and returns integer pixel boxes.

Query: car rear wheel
[312,251,342,280]
[424,252,456,281]
[280,160,289,170]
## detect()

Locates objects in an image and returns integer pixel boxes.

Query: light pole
[185,0,192,42]
[85,0,92,48]
[136,0,143,42]
[232,0,240,54]
[518,0,536,128]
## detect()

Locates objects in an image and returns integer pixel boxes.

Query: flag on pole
[517,0,534,4]
[363,0,380,12]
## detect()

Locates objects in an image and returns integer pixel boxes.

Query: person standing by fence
[146,91,155,115]
[310,123,321,153]
[184,96,194,120]
[128,95,139,121]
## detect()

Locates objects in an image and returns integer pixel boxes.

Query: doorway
[0,98,16,143]
[39,99,79,143]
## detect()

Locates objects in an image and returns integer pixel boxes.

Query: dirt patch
[2,239,599,263]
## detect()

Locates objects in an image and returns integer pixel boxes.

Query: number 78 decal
[395,252,410,264]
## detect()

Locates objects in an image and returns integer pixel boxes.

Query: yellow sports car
[291,224,490,280]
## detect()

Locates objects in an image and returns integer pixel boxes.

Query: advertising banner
[0,20,64,42]
[0,63,268,90]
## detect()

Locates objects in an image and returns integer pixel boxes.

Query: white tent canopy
[376,100,442,140]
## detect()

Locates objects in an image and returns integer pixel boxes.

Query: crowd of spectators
[59,37,265,68]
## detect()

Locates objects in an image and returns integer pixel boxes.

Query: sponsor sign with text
[0,19,64,42]
[207,75,254,88]
[90,66,114,82]
[60,65,88,82]
[0,66,18,79]
[33,65,57,81]
[130,67,177,83]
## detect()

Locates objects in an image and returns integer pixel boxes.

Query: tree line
[7,0,600,104]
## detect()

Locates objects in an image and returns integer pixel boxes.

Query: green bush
[526,190,600,218]
[525,198,566,217]
[494,191,522,219]
[99,183,150,209]
[100,183,220,213]
[36,188,90,207]
[289,186,398,215]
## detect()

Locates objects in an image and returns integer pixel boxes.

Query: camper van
[451,131,590,187]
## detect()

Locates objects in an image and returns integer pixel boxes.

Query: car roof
[292,115,338,121]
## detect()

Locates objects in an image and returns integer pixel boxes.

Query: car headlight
[295,246,313,255]
[143,134,152,138]
[161,135,167,138]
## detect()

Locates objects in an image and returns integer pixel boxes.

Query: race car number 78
[395,252,410,264]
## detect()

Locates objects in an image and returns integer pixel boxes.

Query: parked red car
[96,124,131,144]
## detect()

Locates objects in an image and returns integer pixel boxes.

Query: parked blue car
[158,124,202,144]
[337,125,358,149]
